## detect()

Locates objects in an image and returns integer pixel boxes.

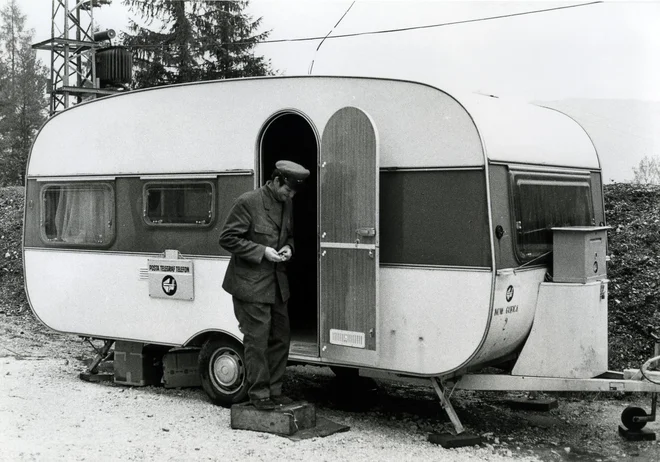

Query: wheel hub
[212,351,241,389]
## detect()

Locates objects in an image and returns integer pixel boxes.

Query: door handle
[356,227,376,237]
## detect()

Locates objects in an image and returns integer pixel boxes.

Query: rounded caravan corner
[450,95,605,379]
[421,88,499,379]
[535,104,602,171]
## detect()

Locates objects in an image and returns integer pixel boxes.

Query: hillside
[2,184,659,371]
[604,183,660,370]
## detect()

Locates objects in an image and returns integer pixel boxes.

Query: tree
[0,0,48,186]
[121,0,273,89]
[632,155,660,185]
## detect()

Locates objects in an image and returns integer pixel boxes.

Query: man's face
[273,178,296,202]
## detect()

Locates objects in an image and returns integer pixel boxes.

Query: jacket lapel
[279,200,292,248]
[261,186,282,230]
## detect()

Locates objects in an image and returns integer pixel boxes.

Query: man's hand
[264,247,285,262]
[277,245,292,262]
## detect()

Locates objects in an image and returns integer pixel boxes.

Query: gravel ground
[3,314,660,462]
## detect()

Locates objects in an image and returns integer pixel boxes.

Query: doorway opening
[259,112,319,357]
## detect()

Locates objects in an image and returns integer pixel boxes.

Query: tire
[199,336,247,407]
[621,405,647,431]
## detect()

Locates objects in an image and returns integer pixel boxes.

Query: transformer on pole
[32,0,120,115]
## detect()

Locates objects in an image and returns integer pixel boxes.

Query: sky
[4,0,660,181]
[12,0,660,104]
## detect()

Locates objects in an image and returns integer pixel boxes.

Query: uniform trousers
[232,296,290,402]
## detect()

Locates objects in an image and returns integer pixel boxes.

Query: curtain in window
[54,187,111,244]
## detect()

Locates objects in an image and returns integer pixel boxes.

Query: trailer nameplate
[330,329,366,348]
[147,257,194,301]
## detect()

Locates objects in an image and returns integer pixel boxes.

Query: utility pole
[32,0,118,115]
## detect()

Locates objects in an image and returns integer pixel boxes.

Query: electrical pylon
[32,0,116,115]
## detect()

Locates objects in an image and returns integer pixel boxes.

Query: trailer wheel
[621,406,648,431]
[199,337,247,407]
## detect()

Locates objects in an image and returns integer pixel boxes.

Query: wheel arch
[183,329,242,348]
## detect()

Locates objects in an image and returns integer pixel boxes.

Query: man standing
[219,160,310,410]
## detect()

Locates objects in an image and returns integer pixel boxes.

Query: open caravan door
[320,107,378,366]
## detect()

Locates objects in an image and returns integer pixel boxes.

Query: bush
[605,183,660,370]
[0,186,27,314]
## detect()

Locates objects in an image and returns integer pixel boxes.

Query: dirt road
[2,314,660,461]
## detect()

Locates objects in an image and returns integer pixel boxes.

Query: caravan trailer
[23,76,660,434]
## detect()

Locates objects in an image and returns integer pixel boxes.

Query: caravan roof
[27,76,599,178]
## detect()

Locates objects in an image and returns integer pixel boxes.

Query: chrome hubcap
[211,349,242,392]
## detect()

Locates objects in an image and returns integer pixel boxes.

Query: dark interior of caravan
[259,112,319,357]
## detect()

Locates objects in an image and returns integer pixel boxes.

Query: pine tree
[121,0,273,88]
[0,0,48,186]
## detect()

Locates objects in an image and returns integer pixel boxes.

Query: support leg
[79,339,114,382]
[86,339,114,374]
[431,377,464,434]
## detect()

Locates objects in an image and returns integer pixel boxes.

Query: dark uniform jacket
[219,184,294,304]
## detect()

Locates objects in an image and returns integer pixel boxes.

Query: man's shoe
[252,398,278,411]
[271,395,294,405]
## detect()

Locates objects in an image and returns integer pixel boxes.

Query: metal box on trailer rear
[552,226,609,283]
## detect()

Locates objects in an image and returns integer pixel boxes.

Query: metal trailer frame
[444,352,660,436]
[363,368,660,437]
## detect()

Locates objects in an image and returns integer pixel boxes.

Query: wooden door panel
[320,107,378,358]
[320,107,377,245]
[320,247,376,350]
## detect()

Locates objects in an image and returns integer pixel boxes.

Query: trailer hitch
[619,325,660,436]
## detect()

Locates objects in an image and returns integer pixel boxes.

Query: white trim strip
[22,247,231,261]
[320,242,377,250]
[30,171,254,182]
[36,176,116,182]
[139,171,253,180]
[380,166,484,172]
[140,170,253,180]
[140,174,219,180]
[497,163,592,175]
[381,264,492,272]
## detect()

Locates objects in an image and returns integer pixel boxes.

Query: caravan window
[511,171,594,262]
[143,182,214,226]
[41,183,115,246]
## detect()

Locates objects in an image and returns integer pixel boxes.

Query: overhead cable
[123,1,603,49]
[308,1,356,75]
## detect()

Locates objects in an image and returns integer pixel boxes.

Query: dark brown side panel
[379,169,491,267]
[24,175,253,255]
[488,165,518,269]
[591,171,605,226]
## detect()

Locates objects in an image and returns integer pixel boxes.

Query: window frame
[142,180,216,228]
[509,170,595,263]
[39,181,116,248]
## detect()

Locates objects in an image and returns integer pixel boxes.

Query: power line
[308,1,355,75]
[264,1,602,45]
[123,1,603,49]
